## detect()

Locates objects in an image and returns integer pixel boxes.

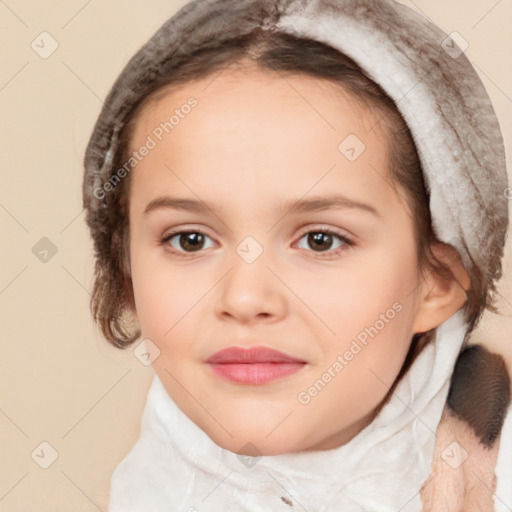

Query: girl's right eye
[160,230,215,256]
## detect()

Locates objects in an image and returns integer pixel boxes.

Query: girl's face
[127,67,429,455]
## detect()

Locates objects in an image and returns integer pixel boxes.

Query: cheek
[129,243,190,340]
[308,242,421,394]
[308,289,418,432]
[301,244,420,344]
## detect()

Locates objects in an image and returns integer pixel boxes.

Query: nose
[214,246,288,325]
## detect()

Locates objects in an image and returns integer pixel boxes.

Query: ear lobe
[412,243,470,334]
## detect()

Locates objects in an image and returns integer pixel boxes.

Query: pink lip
[205,346,307,385]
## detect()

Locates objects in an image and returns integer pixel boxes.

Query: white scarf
[108,309,499,512]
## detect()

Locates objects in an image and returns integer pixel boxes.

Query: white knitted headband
[83,0,509,324]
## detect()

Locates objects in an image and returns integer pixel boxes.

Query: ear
[411,242,471,334]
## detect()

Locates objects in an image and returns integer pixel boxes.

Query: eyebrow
[143,194,381,218]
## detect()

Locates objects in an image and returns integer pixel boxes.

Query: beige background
[1,1,511,510]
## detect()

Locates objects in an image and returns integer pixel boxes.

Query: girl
[83,0,511,510]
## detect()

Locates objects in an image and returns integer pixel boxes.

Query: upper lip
[205,345,307,364]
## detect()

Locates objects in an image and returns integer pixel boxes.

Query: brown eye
[296,228,353,257]
[307,232,335,252]
[162,231,215,254]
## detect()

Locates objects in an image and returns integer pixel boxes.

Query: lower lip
[207,362,306,385]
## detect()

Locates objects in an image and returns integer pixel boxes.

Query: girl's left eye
[159,227,354,258]
[295,228,354,257]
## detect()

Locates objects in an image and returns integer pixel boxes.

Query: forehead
[131,65,387,150]
[126,66,400,216]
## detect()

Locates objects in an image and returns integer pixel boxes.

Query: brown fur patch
[447,344,511,448]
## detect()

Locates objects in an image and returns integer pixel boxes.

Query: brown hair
[88,28,492,356]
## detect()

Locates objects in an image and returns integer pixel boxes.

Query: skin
[125,65,469,455]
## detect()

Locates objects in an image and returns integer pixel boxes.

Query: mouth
[205,345,307,385]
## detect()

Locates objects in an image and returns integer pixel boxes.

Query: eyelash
[159,226,355,259]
